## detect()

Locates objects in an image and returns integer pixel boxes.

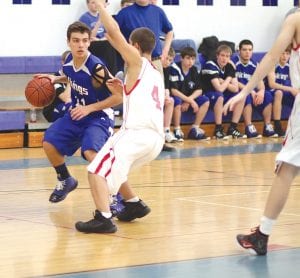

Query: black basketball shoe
[117,199,151,222]
[236,226,269,255]
[75,210,117,233]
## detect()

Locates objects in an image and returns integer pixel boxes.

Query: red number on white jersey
[151,86,162,110]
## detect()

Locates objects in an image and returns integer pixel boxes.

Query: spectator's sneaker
[245,124,262,139]
[117,199,151,222]
[174,129,184,142]
[110,193,125,217]
[75,210,117,233]
[49,176,78,203]
[274,124,285,137]
[227,126,247,139]
[263,124,278,138]
[214,127,229,140]
[236,227,269,255]
[188,127,211,140]
[165,130,178,143]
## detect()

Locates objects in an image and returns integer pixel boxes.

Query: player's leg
[244,95,261,138]
[261,91,278,137]
[188,96,210,140]
[164,96,177,143]
[172,97,184,141]
[236,162,298,255]
[113,129,163,222]
[75,172,117,234]
[272,89,285,136]
[224,92,246,138]
[212,93,228,139]
[43,116,80,203]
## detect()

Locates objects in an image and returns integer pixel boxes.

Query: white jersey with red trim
[87,57,165,194]
[275,45,300,169]
[122,57,164,136]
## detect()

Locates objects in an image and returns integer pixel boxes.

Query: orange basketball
[25,77,55,108]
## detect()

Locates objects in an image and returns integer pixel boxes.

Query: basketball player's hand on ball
[70,105,90,121]
[34,73,56,84]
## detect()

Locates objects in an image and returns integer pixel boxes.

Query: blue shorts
[173,95,209,107]
[245,90,273,113]
[203,91,223,109]
[43,112,114,158]
[270,89,295,108]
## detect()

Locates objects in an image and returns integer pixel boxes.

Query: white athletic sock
[259,216,276,235]
[126,196,139,203]
[101,211,112,219]
[174,126,180,130]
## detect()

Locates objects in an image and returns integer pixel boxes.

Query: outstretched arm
[95,0,140,66]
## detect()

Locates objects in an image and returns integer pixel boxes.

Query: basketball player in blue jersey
[75,0,164,233]
[266,46,298,137]
[201,45,245,139]
[169,47,210,141]
[37,21,122,203]
[234,39,277,138]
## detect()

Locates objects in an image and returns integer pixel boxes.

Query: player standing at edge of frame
[224,11,300,255]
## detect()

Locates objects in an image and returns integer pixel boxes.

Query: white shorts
[276,93,300,171]
[87,128,164,194]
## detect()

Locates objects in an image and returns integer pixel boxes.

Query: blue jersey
[274,63,291,86]
[79,12,105,39]
[169,62,202,97]
[235,58,257,85]
[115,3,173,58]
[63,52,113,119]
[201,60,235,92]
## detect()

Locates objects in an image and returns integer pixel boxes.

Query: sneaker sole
[75,223,117,233]
[265,134,279,138]
[236,236,267,256]
[247,134,262,139]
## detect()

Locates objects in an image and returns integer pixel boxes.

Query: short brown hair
[216,44,232,56]
[67,21,91,41]
[180,47,196,58]
[129,27,156,54]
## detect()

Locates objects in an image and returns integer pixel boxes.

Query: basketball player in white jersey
[75,0,165,233]
[223,12,300,255]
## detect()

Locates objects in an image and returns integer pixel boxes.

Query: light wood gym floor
[1,138,300,277]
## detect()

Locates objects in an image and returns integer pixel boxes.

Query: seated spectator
[201,45,245,139]
[79,0,118,75]
[162,47,177,143]
[266,46,297,137]
[42,50,72,122]
[234,39,277,138]
[170,47,210,141]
